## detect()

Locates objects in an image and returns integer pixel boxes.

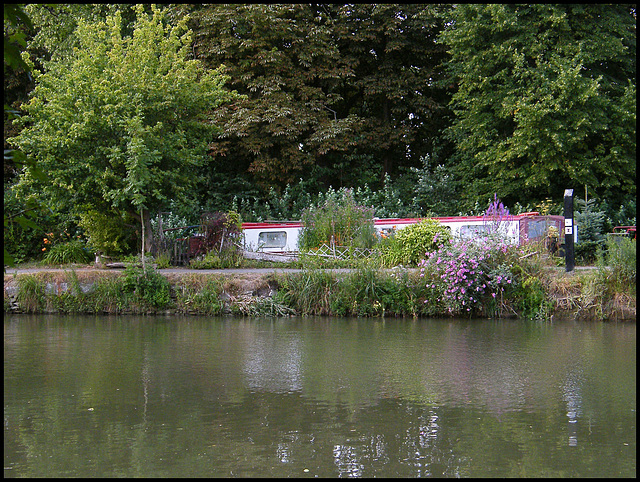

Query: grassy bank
[4,259,635,322]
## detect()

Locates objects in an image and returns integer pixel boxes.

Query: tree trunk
[382,97,392,179]
[142,208,153,254]
[133,208,154,259]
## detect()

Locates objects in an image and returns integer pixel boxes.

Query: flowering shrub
[483,193,510,235]
[42,231,92,265]
[419,235,518,316]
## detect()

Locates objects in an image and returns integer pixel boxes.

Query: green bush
[332,266,424,317]
[78,209,138,257]
[600,236,636,289]
[15,275,46,313]
[278,269,337,315]
[175,276,224,315]
[42,240,92,265]
[378,219,451,267]
[85,277,128,313]
[299,188,376,250]
[516,275,550,321]
[190,250,243,269]
[418,235,518,317]
[154,252,171,269]
[575,240,605,264]
[122,266,172,310]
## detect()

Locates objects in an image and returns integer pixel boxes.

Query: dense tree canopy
[180,3,452,197]
[441,4,636,210]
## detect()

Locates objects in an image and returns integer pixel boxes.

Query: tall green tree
[441,4,636,211]
[4,3,38,267]
[8,5,238,254]
[182,3,356,194]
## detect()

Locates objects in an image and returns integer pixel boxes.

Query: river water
[4,314,636,477]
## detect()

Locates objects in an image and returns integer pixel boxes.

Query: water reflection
[242,330,303,393]
[563,366,584,447]
[4,315,636,478]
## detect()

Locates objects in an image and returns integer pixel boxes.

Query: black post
[564,189,575,272]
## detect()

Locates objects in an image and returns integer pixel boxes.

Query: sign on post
[564,189,575,272]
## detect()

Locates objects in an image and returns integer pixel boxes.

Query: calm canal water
[4,314,636,477]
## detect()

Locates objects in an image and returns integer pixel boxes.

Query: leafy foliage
[8,5,239,254]
[78,209,138,256]
[15,275,46,313]
[378,219,452,267]
[122,265,172,310]
[4,4,636,264]
[574,197,608,263]
[600,236,636,289]
[419,236,518,317]
[42,240,92,265]
[299,188,376,250]
[199,211,243,256]
[574,198,607,243]
[182,4,452,193]
[441,4,636,211]
[411,155,457,216]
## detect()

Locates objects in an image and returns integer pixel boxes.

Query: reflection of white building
[333,444,365,477]
[562,370,583,447]
[242,334,303,393]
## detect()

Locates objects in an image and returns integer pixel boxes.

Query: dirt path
[4,265,596,277]
[4,266,353,276]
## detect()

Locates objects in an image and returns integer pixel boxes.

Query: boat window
[459,224,489,240]
[525,220,548,241]
[258,231,287,248]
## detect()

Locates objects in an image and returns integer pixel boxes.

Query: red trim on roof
[242,215,565,230]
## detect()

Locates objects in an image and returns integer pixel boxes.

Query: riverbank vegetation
[5,234,635,321]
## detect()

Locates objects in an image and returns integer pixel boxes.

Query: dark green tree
[4,3,42,266]
[441,4,636,212]
[329,4,453,181]
[181,4,452,200]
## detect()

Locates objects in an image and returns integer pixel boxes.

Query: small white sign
[565,227,573,235]
[565,218,573,227]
